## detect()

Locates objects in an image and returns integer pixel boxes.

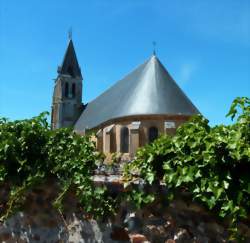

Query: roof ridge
[75,55,199,131]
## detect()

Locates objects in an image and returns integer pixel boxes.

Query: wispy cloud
[155,0,250,46]
[187,2,250,45]
[177,61,198,85]
[95,1,250,46]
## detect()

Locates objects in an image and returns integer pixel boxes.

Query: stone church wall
[93,115,189,160]
[1,180,249,243]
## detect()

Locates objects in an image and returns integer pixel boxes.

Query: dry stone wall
[0,181,250,243]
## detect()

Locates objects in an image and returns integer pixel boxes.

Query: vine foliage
[0,112,115,220]
[0,97,249,240]
[123,97,250,239]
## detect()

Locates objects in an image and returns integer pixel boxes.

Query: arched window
[148,127,158,143]
[72,83,76,98]
[120,127,129,153]
[65,82,69,97]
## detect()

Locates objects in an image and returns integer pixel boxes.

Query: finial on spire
[152,41,156,56]
[68,27,72,40]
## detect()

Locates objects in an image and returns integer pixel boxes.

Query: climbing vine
[0,97,249,240]
[0,113,115,220]
[123,97,250,240]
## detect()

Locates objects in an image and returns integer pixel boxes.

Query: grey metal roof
[57,39,82,78]
[74,55,199,131]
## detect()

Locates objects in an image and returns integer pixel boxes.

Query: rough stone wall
[0,181,250,243]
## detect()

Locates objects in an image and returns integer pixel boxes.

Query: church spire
[57,38,82,78]
[52,37,83,129]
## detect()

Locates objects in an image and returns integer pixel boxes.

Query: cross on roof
[68,27,72,40]
[152,41,156,55]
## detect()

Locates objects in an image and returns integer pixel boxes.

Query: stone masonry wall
[0,180,250,243]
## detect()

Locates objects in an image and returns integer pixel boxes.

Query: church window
[120,127,129,153]
[148,126,158,143]
[65,82,69,97]
[72,83,76,98]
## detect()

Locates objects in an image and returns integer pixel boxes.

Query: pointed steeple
[52,38,83,129]
[57,39,82,78]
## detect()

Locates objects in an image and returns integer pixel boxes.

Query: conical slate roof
[74,55,199,131]
[58,39,82,78]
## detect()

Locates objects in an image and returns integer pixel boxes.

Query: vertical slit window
[72,83,76,98]
[148,127,158,143]
[120,127,129,153]
[65,82,69,98]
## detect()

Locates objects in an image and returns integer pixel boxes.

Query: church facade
[51,39,199,158]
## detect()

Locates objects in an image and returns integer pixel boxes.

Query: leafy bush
[123,97,250,239]
[0,97,249,240]
[0,112,114,220]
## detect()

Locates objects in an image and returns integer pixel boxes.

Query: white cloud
[177,62,198,85]
[189,2,250,45]
[91,1,250,46]
[155,1,250,46]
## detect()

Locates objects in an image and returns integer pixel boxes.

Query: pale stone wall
[51,74,83,129]
[93,115,189,160]
[1,180,249,242]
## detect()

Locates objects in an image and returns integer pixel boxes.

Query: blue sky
[0,0,249,125]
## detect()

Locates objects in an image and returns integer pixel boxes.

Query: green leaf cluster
[123,97,250,240]
[0,96,249,240]
[0,112,115,220]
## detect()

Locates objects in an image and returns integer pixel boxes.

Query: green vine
[0,112,115,220]
[0,97,249,241]
[123,97,250,240]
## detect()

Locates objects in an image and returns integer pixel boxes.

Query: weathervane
[152,41,156,55]
[68,27,72,40]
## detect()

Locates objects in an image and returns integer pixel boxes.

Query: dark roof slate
[58,39,82,78]
[74,55,199,131]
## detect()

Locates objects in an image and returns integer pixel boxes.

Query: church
[51,39,199,159]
